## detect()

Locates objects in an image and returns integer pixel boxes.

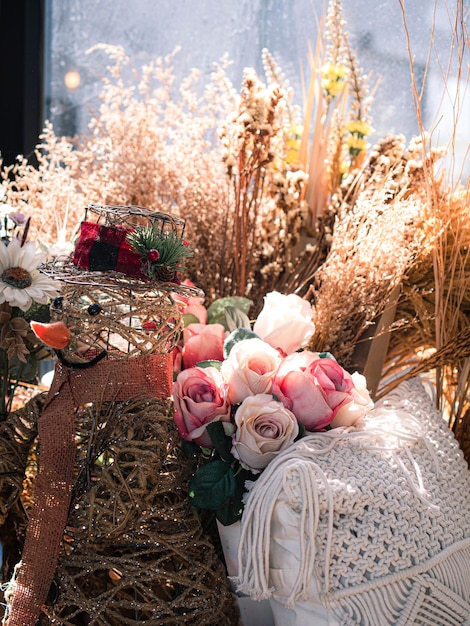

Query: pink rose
[272,352,355,430]
[173,366,231,447]
[329,371,373,428]
[231,394,299,472]
[173,285,208,324]
[184,296,208,324]
[182,323,225,369]
[220,338,283,405]
[172,344,183,375]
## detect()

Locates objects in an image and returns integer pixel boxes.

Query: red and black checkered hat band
[72,221,146,280]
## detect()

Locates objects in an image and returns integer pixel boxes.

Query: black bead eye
[52,296,63,309]
[87,303,102,316]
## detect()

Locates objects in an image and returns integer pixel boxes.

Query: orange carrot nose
[30,321,71,349]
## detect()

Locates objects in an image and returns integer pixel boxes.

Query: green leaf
[23,302,52,323]
[206,421,234,463]
[223,328,260,358]
[215,502,244,526]
[295,423,306,441]
[319,352,335,360]
[196,360,222,370]
[224,306,251,333]
[181,439,201,458]
[183,313,200,327]
[207,297,252,326]
[215,467,254,525]
[188,460,235,510]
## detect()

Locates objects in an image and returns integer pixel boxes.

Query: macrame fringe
[234,378,457,610]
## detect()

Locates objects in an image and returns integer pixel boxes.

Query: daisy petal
[7,239,21,267]
[0,241,10,271]
[21,242,44,272]
[3,285,31,311]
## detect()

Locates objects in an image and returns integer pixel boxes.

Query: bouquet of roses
[172,291,373,526]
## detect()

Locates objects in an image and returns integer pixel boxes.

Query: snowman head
[31,204,202,367]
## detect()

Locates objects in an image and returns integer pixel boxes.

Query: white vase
[216,519,275,626]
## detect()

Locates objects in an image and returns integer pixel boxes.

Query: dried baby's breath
[0,1,468,462]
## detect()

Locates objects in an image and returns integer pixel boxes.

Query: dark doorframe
[0,0,45,166]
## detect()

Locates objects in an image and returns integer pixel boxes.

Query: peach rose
[173,280,208,323]
[173,366,231,447]
[231,394,299,472]
[220,338,283,405]
[183,296,208,324]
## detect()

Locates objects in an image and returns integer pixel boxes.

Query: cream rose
[329,371,374,428]
[231,394,299,472]
[220,338,283,405]
[253,291,315,355]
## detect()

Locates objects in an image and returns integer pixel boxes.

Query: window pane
[44,0,468,180]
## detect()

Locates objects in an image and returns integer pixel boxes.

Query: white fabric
[217,520,275,625]
[235,378,470,625]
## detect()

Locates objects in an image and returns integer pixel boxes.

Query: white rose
[329,372,374,428]
[220,338,282,405]
[253,291,315,355]
[231,394,299,472]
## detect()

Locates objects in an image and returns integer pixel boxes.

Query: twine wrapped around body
[3,353,172,626]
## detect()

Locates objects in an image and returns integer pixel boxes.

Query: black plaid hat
[72,220,146,279]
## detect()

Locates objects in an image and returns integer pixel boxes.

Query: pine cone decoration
[153,265,175,282]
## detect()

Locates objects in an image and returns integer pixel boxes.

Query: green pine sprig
[126,226,193,276]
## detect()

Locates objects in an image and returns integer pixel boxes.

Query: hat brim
[40,256,204,298]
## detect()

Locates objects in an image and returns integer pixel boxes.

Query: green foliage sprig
[126,226,193,280]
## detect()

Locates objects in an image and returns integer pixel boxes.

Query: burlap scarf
[3,352,172,626]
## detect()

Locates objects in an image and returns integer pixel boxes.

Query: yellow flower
[320,62,347,97]
[321,62,347,81]
[345,120,373,137]
[346,135,368,153]
[286,125,303,164]
[339,158,349,175]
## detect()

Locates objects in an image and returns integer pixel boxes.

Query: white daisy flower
[0,238,60,311]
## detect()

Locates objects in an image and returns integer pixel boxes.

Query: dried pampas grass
[308,167,428,376]
[0,0,469,461]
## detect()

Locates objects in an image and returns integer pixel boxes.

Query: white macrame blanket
[235,378,470,625]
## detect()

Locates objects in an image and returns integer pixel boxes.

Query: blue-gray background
[44,0,468,180]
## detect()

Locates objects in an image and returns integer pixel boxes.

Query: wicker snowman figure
[1,205,238,626]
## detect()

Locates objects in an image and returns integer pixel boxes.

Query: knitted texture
[236,378,470,625]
